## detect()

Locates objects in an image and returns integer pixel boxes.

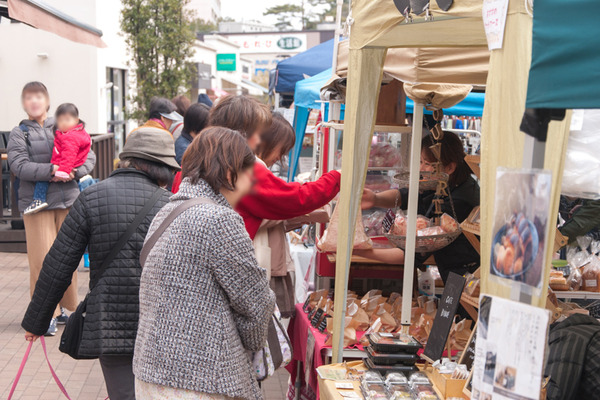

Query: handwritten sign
[423,272,466,363]
[482,0,509,50]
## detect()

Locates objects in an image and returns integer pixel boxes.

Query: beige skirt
[135,379,237,400]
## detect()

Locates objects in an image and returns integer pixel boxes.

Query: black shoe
[44,318,57,336]
[56,307,69,325]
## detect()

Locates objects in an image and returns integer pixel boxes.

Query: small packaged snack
[385,373,409,385]
[361,371,388,400]
[408,372,430,386]
[389,211,431,236]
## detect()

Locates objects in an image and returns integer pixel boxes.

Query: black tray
[368,332,423,354]
[365,358,419,375]
[366,346,419,366]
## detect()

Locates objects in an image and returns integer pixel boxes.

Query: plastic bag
[317,203,373,252]
[389,210,431,236]
[567,267,583,291]
[368,142,401,168]
[363,210,387,236]
[562,109,600,199]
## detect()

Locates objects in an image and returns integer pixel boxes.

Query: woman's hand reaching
[361,188,377,209]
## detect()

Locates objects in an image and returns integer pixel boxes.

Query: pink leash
[7,337,72,400]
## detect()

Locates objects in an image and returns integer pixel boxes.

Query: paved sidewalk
[0,252,289,399]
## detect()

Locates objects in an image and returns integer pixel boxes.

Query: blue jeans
[33,181,50,202]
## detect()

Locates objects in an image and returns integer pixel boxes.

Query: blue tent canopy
[406,92,485,117]
[275,39,334,94]
[289,69,334,180]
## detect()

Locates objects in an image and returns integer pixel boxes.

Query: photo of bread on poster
[490,168,552,290]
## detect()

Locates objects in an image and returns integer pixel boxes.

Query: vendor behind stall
[359,131,480,282]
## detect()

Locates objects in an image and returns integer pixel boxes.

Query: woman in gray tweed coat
[133,127,276,400]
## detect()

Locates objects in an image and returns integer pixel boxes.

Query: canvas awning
[4,0,106,48]
[336,40,489,86]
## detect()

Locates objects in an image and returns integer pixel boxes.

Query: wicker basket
[385,228,462,253]
[393,169,449,191]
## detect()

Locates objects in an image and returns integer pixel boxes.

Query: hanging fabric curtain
[526,0,600,109]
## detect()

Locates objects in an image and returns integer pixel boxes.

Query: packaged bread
[582,257,600,292]
[549,269,569,291]
[440,213,459,233]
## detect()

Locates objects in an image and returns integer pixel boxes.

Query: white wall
[0,0,131,136]
[0,21,97,131]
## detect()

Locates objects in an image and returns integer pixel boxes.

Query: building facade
[220,30,334,88]
[187,0,221,24]
[0,0,130,152]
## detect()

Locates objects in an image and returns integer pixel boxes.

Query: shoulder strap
[91,187,165,289]
[140,197,215,268]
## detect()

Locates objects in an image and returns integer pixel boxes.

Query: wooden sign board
[422,272,466,363]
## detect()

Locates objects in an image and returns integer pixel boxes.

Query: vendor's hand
[361,189,377,210]
[24,332,39,342]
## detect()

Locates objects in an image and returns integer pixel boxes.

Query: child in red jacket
[24,103,92,214]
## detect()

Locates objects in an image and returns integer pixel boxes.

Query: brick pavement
[0,252,289,399]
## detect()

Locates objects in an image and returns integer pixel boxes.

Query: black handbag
[59,188,165,359]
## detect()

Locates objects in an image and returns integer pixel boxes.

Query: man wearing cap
[22,128,181,400]
[131,97,183,137]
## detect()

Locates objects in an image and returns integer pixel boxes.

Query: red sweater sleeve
[172,171,182,193]
[238,163,341,222]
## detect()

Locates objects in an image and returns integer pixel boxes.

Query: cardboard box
[430,368,468,399]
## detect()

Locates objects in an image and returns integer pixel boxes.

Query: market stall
[286,0,597,399]
[329,0,490,366]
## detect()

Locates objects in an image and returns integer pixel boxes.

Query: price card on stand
[422,272,466,363]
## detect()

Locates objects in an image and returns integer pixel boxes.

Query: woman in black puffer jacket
[21,127,181,400]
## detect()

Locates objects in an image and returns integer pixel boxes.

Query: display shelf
[321,122,413,134]
[366,166,401,171]
[465,154,480,179]
[553,291,600,300]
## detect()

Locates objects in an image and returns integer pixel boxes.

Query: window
[106,68,127,153]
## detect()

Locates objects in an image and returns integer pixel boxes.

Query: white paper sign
[482,0,510,50]
[472,295,549,400]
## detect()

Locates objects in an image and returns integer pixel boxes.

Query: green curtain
[526,0,600,109]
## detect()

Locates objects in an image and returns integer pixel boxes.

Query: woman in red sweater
[241,112,340,316]
[174,96,341,238]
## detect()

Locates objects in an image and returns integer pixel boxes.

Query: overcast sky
[221,0,291,27]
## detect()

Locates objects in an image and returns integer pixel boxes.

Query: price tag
[382,209,396,233]
[335,382,354,390]
[338,391,360,398]
[302,296,311,313]
[318,315,330,333]
[311,308,324,327]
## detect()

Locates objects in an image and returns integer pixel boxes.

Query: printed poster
[471,295,549,400]
[490,168,552,295]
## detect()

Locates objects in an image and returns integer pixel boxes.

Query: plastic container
[366,346,419,366]
[365,358,419,375]
[368,332,423,354]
